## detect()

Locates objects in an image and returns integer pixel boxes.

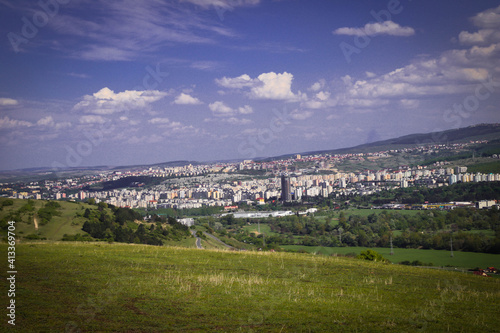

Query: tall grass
[1,242,499,332]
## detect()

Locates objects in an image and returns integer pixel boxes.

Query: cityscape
[2,140,499,212]
[1,1,500,331]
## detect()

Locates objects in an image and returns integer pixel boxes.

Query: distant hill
[264,123,500,160]
[2,123,500,181]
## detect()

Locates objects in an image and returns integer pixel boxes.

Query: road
[203,232,235,250]
[191,230,203,249]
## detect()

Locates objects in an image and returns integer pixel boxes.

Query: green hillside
[0,198,95,241]
[1,243,499,332]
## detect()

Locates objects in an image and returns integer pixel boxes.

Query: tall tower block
[281,173,291,203]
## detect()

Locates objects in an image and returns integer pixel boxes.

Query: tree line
[213,208,500,253]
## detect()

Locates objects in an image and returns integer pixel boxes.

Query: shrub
[357,249,387,262]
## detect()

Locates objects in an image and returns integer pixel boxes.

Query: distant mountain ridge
[268,123,500,160]
[1,123,500,180]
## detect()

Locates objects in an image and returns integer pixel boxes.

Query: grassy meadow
[281,246,500,269]
[0,199,96,241]
[1,242,499,332]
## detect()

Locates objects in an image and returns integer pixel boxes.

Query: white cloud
[79,115,106,124]
[37,116,55,127]
[149,117,172,124]
[459,6,500,45]
[333,21,415,37]
[309,79,325,91]
[148,117,194,134]
[470,5,500,29]
[208,101,254,123]
[181,0,260,9]
[290,110,313,120]
[250,72,299,100]
[174,93,203,105]
[209,101,235,116]
[316,91,330,101]
[55,122,72,130]
[225,117,252,125]
[238,105,253,114]
[215,74,256,89]
[365,71,376,78]
[216,72,303,101]
[47,1,238,61]
[73,87,168,114]
[340,45,497,104]
[302,90,337,110]
[0,98,19,106]
[0,116,33,129]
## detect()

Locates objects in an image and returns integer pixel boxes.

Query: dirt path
[34,216,39,230]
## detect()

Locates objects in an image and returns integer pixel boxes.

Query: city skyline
[1,0,500,171]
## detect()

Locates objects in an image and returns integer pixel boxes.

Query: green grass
[281,246,500,269]
[1,242,499,332]
[0,199,96,240]
[242,223,276,236]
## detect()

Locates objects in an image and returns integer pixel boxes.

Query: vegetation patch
[1,243,499,332]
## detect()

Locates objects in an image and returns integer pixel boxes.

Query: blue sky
[1,0,500,171]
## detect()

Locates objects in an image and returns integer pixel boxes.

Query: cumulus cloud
[302,90,338,110]
[459,5,500,45]
[340,46,497,104]
[73,87,168,114]
[333,21,415,37]
[470,5,500,29]
[309,79,325,91]
[0,98,19,106]
[0,116,33,129]
[174,93,203,105]
[215,74,255,89]
[37,116,55,127]
[209,101,235,116]
[238,105,253,114]
[216,71,303,101]
[250,72,299,100]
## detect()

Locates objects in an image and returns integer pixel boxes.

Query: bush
[357,249,387,262]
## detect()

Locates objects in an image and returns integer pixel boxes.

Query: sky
[1,0,500,171]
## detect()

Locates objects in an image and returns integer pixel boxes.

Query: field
[281,246,500,269]
[242,223,276,236]
[339,209,422,218]
[1,242,499,332]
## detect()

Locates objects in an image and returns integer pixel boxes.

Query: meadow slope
[1,242,499,332]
